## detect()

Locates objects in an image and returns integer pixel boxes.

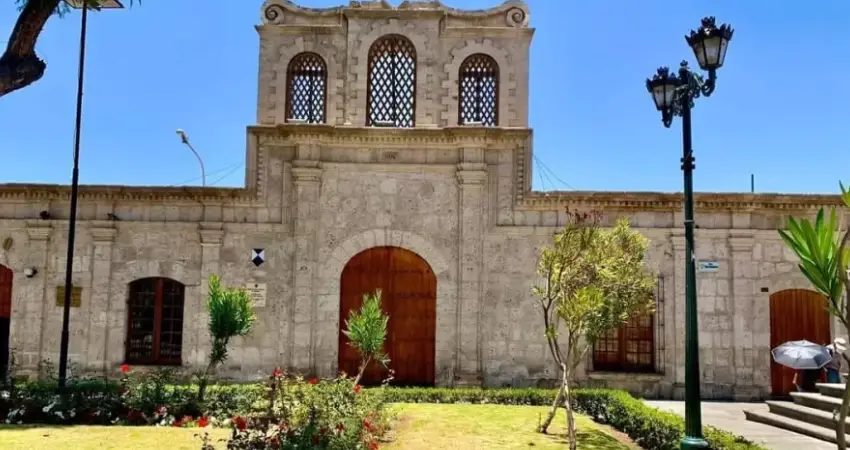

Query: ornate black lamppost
[645,17,733,450]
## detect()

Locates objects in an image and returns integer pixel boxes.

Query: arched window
[286,52,327,123]
[125,277,185,365]
[458,54,498,126]
[367,34,416,128]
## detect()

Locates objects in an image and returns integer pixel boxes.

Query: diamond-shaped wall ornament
[367,35,416,128]
[251,249,265,267]
[286,53,327,123]
[459,54,498,126]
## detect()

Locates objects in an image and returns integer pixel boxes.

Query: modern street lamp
[58,0,125,390]
[176,129,207,186]
[645,17,733,450]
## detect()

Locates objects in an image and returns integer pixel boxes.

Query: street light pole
[58,0,125,390]
[645,17,734,450]
[176,129,206,186]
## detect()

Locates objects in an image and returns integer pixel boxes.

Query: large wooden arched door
[0,265,12,378]
[769,289,831,397]
[338,246,436,386]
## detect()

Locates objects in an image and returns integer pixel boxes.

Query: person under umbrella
[825,337,847,383]
[772,340,833,393]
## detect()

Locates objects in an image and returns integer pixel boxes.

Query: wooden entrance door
[0,265,12,378]
[769,289,831,397]
[338,246,436,386]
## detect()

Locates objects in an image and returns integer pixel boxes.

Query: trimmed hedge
[2,381,765,449]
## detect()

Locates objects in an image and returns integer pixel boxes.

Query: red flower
[363,419,374,433]
[308,378,317,385]
[353,384,361,393]
[366,439,379,450]
[336,423,345,433]
[120,364,130,374]
[197,416,210,428]
[272,367,282,377]
[232,416,248,431]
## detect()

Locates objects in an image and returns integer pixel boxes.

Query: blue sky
[0,0,847,193]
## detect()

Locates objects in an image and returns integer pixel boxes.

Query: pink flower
[272,367,282,377]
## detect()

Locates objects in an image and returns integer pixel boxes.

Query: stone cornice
[259,0,531,28]
[199,222,225,246]
[519,191,844,212]
[0,184,256,203]
[249,124,532,148]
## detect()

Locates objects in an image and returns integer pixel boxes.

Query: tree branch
[0,0,61,98]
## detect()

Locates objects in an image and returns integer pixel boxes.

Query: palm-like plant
[197,274,256,403]
[778,182,850,450]
[343,289,389,386]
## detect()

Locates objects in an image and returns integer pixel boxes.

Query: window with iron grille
[125,277,184,365]
[459,54,498,126]
[367,35,416,127]
[286,52,327,123]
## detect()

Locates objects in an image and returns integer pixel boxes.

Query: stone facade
[0,0,845,399]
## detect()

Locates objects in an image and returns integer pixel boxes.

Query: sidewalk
[645,400,835,450]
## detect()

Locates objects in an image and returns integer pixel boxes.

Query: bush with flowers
[200,368,391,450]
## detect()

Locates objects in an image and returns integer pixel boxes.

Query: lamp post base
[681,436,709,449]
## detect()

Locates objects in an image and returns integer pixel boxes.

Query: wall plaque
[247,283,267,308]
[55,286,82,308]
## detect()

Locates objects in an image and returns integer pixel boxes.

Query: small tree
[778,183,850,450]
[533,209,656,449]
[197,274,256,404]
[343,289,390,386]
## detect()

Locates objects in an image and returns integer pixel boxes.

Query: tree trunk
[353,356,371,387]
[1,0,61,98]
[539,365,566,434]
[563,366,577,450]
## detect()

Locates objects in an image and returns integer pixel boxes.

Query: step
[791,391,843,412]
[744,409,841,444]
[767,400,850,431]
[816,383,847,399]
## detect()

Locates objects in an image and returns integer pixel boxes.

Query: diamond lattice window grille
[367,35,416,128]
[286,53,327,124]
[459,54,498,126]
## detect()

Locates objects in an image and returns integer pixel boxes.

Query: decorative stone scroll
[505,6,529,28]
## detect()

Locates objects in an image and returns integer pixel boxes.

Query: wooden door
[0,265,12,378]
[769,289,831,397]
[338,247,436,386]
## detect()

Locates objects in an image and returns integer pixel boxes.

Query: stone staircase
[745,383,850,444]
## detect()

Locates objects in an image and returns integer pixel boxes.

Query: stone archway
[338,246,437,386]
[769,288,831,397]
[317,229,454,382]
[0,264,12,377]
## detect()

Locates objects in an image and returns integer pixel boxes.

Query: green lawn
[384,404,637,450]
[0,404,636,449]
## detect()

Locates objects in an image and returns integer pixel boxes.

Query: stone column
[14,222,52,373]
[729,232,759,399]
[289,158,322,374]
[196,223,224,369]
[670,231,686,396]
[455,156,487,385]
[87,223,116,375]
